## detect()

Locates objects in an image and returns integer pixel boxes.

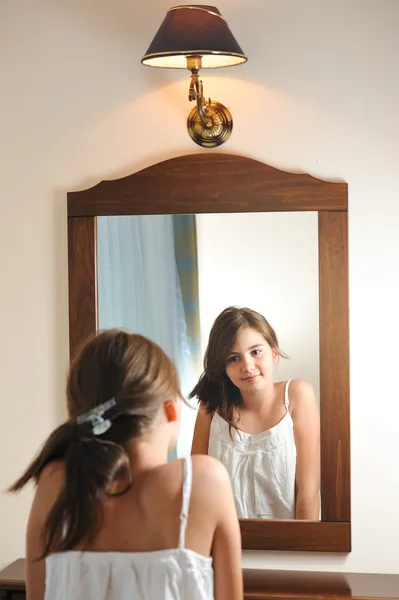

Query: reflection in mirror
[97,211,320,521]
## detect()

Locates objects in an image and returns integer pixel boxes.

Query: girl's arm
[291,379,321,520]
[212,468,243,600]
[192,456,243,600]
[191,403,212,455]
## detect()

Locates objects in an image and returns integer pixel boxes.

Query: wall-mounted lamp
[141,5,247,148]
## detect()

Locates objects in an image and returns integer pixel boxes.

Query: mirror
[67,153,350,550]
[97,211,321,521]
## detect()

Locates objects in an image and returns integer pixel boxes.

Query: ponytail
[9,414,142,557]
[9,329,182,557]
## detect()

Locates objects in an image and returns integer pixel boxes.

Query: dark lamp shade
[141,5,247,69]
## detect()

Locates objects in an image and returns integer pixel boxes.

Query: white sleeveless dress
[44,458,214,600]
[208,379,296,520]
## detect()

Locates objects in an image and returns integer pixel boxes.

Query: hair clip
[76,398,116,436]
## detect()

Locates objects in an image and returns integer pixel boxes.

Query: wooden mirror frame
[67,153,350,553]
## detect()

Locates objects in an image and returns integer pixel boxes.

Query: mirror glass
[97,211,320,521]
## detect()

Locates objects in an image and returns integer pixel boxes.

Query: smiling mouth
[242,375,259,382]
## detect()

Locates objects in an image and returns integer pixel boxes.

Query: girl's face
[225,327,278,392]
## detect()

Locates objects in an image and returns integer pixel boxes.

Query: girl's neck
[105,436,170,496]
[125,435,169,476]
[240,379,276,414]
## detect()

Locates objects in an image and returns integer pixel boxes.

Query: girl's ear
[163,400,178,423]
[272,347,280,364]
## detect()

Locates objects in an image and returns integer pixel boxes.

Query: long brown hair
[9,329,182,557]
[189,306,287,430]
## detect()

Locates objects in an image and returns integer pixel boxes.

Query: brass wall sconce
[141,5,247,148]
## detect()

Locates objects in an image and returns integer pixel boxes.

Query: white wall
[1,0,398,574]
[196,212,320,399]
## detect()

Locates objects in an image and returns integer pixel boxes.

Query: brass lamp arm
[188,70,213,129]
[186,65,233,148]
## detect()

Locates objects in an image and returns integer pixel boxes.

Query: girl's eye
[252,349,261,356]
[228,355,238,363]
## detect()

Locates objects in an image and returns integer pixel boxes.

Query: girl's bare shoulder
[156,454,230,488]
[285,379,318,416]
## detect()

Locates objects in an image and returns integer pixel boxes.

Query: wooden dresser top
[1,559,399,599]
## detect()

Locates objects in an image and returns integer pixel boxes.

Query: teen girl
[191,306,320,521]
[10,330,243,600]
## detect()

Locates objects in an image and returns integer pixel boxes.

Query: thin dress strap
[178,457,193,549]
[284,379,293,411]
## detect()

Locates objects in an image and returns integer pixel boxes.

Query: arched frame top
[68,153,347,217]
[67,152,350,553]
